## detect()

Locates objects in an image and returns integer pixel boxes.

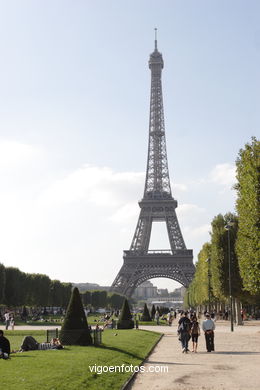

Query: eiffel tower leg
[166,212,186,250]
[130,211,152,252]
[110,262,140,297]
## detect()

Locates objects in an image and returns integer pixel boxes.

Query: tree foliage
[185,242,211,307]
[141,303,152,321]
[210,213,243,300]
[151,304,156,319]
[117,298,134,329]
[0,264,71,307]
[0,263,6,303]
[60,287,92,345]
[235,137,260,294]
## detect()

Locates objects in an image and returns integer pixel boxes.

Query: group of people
[178,312,215,353]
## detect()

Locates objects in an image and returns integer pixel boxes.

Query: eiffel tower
[111,32,195,297]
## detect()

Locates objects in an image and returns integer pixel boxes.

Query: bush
[141,303,152,321]
[59,287,92,345]
[117,298,134,329]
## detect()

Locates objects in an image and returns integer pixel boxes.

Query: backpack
[178,319,190,333]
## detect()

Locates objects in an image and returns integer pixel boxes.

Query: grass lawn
[1,329,161,390]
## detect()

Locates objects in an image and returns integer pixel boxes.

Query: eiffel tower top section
[144,30,172,201]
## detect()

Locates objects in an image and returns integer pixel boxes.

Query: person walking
[4,311,10,330]
[190,315,200,353]
[10,316,15,330]
[202,312,215,352]
[155,310,160,325]
[178,311,191,353]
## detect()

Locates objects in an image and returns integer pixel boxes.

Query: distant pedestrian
[4,312,10,330]
[167,311,173,326]
[10,317,15,330]
[155,310,160,325]
[202,313,215,352]
[190,315,200,353]
[178,311,191,353]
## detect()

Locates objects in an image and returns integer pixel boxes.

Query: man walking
[178,311,191,353]
[202,312,215,352]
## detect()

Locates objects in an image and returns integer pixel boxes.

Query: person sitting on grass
[0,330,10,359]
[20,336,63,352]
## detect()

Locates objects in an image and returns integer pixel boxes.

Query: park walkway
[129,321,260,390]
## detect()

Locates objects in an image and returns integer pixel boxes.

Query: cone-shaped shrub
[59,287,92,345]
[141,303,152,321]
[151,304,156,320]
[117,298,134,329]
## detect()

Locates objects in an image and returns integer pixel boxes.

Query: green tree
[185,243,211,307]
[91,290,107,309]
[151,304,156,319]
[235,137,260,294]
[0,263,6,304]
[4,267,27,306]
[59,287,92,345]
[141,303,152,321]
[210,213,243,300]
[117,298,134,329]
[82,291,92,306]
[109,293,125,309]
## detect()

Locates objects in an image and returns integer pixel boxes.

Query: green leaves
[235,137,260,294]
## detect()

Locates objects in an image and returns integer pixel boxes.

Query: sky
[0,0,259,292]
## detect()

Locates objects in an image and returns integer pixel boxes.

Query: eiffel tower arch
[111,32,195,297]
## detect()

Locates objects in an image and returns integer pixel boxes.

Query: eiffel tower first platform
[111,33,195,297]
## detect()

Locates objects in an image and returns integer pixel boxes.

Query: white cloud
[38,165,144,207]
[188,224,211,239]
[0,140,38,169]
[178,203,206,216]
[109,202,138,223]
[209,163,236,187]
[172,183,188,192]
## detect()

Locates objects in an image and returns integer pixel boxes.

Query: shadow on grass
[97,344,143,360]
[11,354,34,358]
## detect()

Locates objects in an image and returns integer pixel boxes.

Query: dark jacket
[0,335,11,355]
[178,316,191,333]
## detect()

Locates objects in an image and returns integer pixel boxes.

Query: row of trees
[185,137,260,312]
[0,264,72,307]
[0,266,126,310]
[81,289,126,310]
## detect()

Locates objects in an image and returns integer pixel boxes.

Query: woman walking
[190,315,200,352]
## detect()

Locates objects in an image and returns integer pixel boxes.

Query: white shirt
[4,313,10,321]
[202,318,215,331]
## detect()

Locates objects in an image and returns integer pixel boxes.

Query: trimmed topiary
[59,287,92,345]
[141,303,152,321]
[151,304,156,320]
[117,298,134,329]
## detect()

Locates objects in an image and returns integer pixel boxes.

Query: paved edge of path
[121,332,164,390]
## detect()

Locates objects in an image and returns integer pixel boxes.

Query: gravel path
[129,321,260,390]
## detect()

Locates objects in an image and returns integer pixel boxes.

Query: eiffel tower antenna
[154,27,158,50]
[111,35,194,297]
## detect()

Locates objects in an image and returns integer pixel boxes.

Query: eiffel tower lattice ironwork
[111,34,195,297]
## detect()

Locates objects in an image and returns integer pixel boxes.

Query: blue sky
[0,0,259,291]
